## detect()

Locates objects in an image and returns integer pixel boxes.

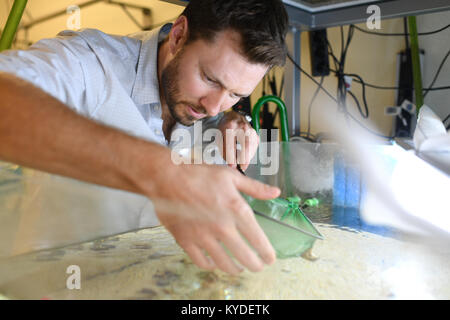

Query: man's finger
[220,226,266,272]
[223,132,237,168]
[238,129,259,171]
[236,133,250,165]
[235,174,280,200]
[235,210,276,265]
[183,244,216,271]
[200,236,243,275]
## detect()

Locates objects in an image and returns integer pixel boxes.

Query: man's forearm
[0,72,172,196]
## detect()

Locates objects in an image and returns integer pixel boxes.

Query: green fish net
[243,194,323,259]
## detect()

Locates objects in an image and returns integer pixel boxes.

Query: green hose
[251,95,290,142]
[408,16,424,113]
[252,96,294,196]
[0,0,28,52]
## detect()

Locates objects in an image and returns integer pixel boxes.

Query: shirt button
[154,129,161,136]
[153,105,160,112]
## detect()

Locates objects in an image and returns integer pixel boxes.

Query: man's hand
[144,163,280,275]
[218,111,259,172]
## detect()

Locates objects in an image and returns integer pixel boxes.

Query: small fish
[301,248,319,261]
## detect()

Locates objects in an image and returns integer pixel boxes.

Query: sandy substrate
[0,224,449,300]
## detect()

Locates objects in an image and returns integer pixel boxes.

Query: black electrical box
[309,29,330,77]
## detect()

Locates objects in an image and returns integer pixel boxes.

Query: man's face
[161,30,268,126]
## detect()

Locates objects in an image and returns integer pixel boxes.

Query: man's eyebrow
[201,66,250,98]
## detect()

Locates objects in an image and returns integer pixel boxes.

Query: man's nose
[200,89,228,117]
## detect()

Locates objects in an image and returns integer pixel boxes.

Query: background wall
[0,0,184,42]
[1,1,449,138]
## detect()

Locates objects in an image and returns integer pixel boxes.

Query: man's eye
[204,74,214,84]
[231,95,243,102]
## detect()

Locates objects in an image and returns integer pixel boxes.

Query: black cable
[403,18,410,50]
[443,113,450,124]
[343,73,369,119]
[279,73,285,98]
[336,28,346,114]
[347,89,369,119]
[327,40,340,70]
[423,48,450,98]
[359,81,450,92]
[443,111,450,130]
[336,25,356,116]
[339,25,354,68]
[353,80,401,90]
[269,73,278,96]
[425,85,450,92]
[287,53,338,103]
[353,23,450,37]
[265,70,282,124]
[328,70,450,92]
[260,74,268,127]
[350,79,402,90]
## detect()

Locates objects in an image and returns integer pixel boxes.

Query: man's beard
[161,49,207,127]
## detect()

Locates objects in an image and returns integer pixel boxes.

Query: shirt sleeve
[0,32,106,117]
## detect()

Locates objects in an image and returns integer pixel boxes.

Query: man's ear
[168,15,188,55]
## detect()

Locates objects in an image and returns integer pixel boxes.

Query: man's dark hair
[181,0,288,67]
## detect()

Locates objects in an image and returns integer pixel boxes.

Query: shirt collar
[131,23,172,106]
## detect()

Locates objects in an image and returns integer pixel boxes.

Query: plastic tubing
[0,0,28,52]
